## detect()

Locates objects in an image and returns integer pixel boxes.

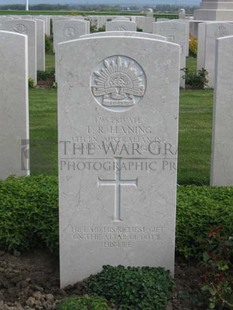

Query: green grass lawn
[46,54,55,71]
[29,88,57,175]
[178,89,213,185]
[30,56,214,185]
[186,57,196,73]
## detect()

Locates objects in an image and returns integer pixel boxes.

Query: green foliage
[57,295,111,310]
[37,69,55,81]
[182,67,209,89]
[1,177,233,263]
[28,78,35,88]
[87,265,174,310]
[201,227,233,309]
[90,25,97,33]
[97,25,105,32]
[0,175,58,254]
[45,35,54,54]
[189,34,197,58]
[176,186,233,259]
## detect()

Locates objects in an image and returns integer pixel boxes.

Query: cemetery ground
[1,54,233,310]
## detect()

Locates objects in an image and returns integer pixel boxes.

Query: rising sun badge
[91,55,146,112]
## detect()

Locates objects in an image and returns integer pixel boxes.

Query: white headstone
[211,35,233,185]
[113,17,131,21]
[35,19,45,71]
[106,20,137,31]
[197,23,206,71]
[33,15,50,37]
[203,22,233,87]
[189,20,203,37]
[153,21,188,88]
[97,16,107,29]
[53,19,88,52]
[57,35,180,288]
[135,16,154,33]
[179,8,186,19]
[175,19,190,56]
[81,31,167,41]
[146,8,154,18]
[0,19,37,84]
[0,31,29,179]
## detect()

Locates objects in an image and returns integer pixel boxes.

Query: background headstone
[197,23,206,71]
[106,20,137,31]
[53,19,89,52]
[34,19,45,71]
[0,31,29,179]
[0,19,37,84]
[81,31,167,41]
[211,35,233,185]
[203,22,233,87]
[179,8,186,19]
[153,21,188,88]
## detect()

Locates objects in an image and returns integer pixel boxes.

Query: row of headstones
[0,29,232,287]
[52,17,189,88]
[0,15,48,84]
[0,13,192,92]
[0,15,163,84]
[196,21,233,88]
[57,31,233,286]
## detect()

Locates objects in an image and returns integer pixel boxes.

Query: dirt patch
[0,249,205,310]
[36,78,55,89]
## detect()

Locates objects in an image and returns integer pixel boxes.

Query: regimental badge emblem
[13,24,28,35]
[64,26,77,37]
[91,55,146,112]
[215,25,229,38]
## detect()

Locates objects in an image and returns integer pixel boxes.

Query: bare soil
[0,249,205,310]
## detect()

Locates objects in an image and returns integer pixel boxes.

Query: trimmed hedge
[0,175,58,254]
[0,176,233,259]
[87,265,174,310]
[177,186,233,258]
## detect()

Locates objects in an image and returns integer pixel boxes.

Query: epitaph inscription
[91,56,146,112]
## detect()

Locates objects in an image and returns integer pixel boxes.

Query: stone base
[194,9,233,21]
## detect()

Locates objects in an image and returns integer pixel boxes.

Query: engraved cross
[98,158,138,222]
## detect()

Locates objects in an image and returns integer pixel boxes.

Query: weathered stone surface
[211,35,233,185]
[0,19,37,84]
[0,31,29,179]
[197,22,206,70]
[35,19,45,71]
[203,22,233,87]
[106,20,137,31]
[153,21,188,87]
[53,19,88,52]
[57,35,180,287]
[81,31,167,41]
[135,16,154,33]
